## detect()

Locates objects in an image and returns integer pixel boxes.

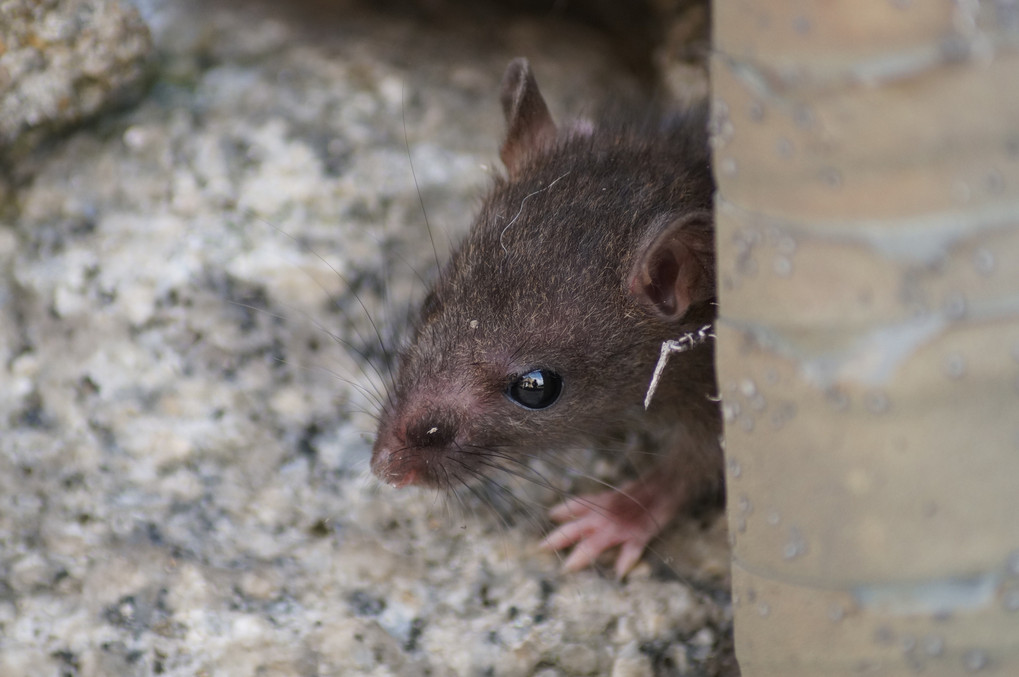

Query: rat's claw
[614,541,647,580]
[541,491,660,577]
[560,526,622,572]
[542,507,655,577]
[541,477,688,577]
[540,518,591,552]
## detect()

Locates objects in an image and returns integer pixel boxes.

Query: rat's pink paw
[541,480,685,578]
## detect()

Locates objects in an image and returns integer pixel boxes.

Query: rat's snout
[371,366,500,489]
[404,417,456,450]
[371,448,420,488]
[370,406,463,489]
[370,425,418,488]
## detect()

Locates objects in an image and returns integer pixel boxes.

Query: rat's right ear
[500,58,557,179]
[628,212,715,322]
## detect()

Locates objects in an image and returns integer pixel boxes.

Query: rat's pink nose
[370,441,421,488]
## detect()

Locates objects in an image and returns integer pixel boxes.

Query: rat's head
[371,58,715,490]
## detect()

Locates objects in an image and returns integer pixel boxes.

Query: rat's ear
[628,212,715,322]
[500,58,557,178]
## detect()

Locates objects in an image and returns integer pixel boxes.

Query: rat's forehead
[431,294,587,367]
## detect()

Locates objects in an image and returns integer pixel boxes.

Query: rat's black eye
[506,368,563,410]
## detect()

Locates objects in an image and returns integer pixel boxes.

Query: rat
[370,58,721,577]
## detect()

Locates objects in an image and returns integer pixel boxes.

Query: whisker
[249,214,397,395]
[228,299,387,409]
[401,81,442,277]
[462,444,673,533]
[230,299,385,411]
[454,470,517,534]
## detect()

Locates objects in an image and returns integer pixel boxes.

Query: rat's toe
[543,508,653,575]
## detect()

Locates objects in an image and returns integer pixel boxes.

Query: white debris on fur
[645,325,715,409]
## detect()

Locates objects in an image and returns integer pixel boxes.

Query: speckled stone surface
[0,1,733,675]
[0,0,152,162]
